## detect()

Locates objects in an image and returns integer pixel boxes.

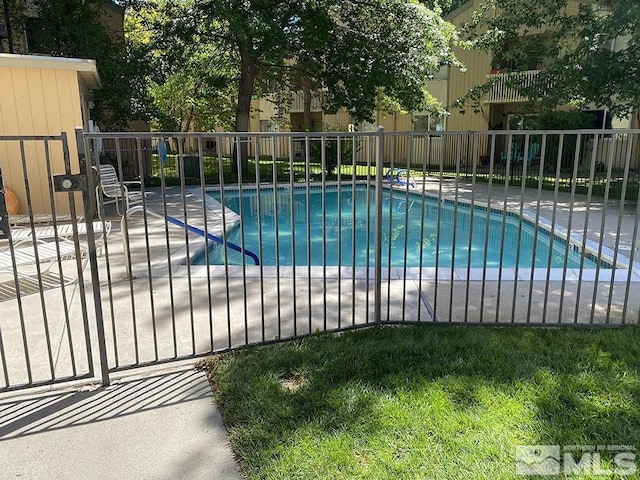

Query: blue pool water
[199,185,605,269]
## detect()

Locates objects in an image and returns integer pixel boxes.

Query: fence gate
[0,132,106,393]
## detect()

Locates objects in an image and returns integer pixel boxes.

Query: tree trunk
[233,49,258,181]
[302,75,313,131]
[1,0,14,53]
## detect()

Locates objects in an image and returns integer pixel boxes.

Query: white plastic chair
[94,164,143,218]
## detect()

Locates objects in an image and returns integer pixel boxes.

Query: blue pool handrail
[385,167,416,188]
[165,215,260,265]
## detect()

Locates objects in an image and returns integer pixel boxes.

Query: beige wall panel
[0,67,21,199]
[322,111,352,130]
[447,0,497,132]
[0,65,85,214]
[447,49,492,132]
[425,79,448,106]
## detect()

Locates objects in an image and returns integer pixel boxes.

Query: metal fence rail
[79,128,640,383]
[2,128,639,391]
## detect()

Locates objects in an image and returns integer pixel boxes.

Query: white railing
[486,69,541,104]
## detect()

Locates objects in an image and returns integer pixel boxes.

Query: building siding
[0,63,87,214]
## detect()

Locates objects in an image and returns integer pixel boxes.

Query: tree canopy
[131,0,459,177]
[462,0,640,124]
[125,0,460,130]
[125,0,237,132]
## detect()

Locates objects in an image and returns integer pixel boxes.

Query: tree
[186,0,459,179]
[126,0,237,135]
[1,0,144,129]
[315,1,458,122]
[460,0,640,125]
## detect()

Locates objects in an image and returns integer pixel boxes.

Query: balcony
[486,69,542,104]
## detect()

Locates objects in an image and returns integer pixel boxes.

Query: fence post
[76,128,110,386]
[374,126,385,324]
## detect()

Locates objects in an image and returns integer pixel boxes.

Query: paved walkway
[0,366,241,480]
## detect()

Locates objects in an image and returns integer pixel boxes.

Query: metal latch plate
[53,174,87,192]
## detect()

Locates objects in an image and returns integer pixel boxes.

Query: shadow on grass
[199,324,640,479]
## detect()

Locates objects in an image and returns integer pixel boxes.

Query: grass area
[198,325,640,479]
[147,152,640,201]
[147,153,376,185]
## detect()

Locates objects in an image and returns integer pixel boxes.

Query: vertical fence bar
[623,134,640,324]
[527,134,548,323]
[196,136,214,351]
[321,135,327,332]
[139,136,159,361]
[400,133,412,322]
[271,137,282,339]
[42,138,76,377]
[116,137,141,363]
[337,136,343,329]
[216,136,233,349]
[76,129,109,385]
[589,133,617,324]
[607,133,634,324]
[19,140,56,377]
[305,136,312,333]
[511,134,530,322]
[542,133,565,324]
[176,137,197,353]
[416,133,430,322]
[433,133,445,322]
[386,136,396,322]
[495,132,514,323]
[235,136,249,345]
[159,135,178,356]
[558,133,582,324]
[374,127,385,324]
[351,135,357,326]
[449,135,462,322]
[464,134,479,323]
[479,134,496,324]
[573,133,597,324]
[289,136,297,337]
[254,136,266,342]
[365,135,373,324]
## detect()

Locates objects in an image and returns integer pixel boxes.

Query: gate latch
[53,174,87,192]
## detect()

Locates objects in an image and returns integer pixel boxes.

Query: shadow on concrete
[0,368,210,440]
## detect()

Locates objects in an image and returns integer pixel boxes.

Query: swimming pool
[197,185,608,269]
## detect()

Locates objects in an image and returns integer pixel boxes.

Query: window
[260,119,280,133]
[413,114,446,133]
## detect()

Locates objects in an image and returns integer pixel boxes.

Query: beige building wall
[0,54,100,214]
[445,0,492,132]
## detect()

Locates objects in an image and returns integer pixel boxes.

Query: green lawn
[147,153,639,201]
[148,153,377,185]
[198,325,640,479]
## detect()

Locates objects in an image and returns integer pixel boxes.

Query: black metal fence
[1,128,639,392]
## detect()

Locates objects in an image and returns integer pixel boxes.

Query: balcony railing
[486,69,541,104]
